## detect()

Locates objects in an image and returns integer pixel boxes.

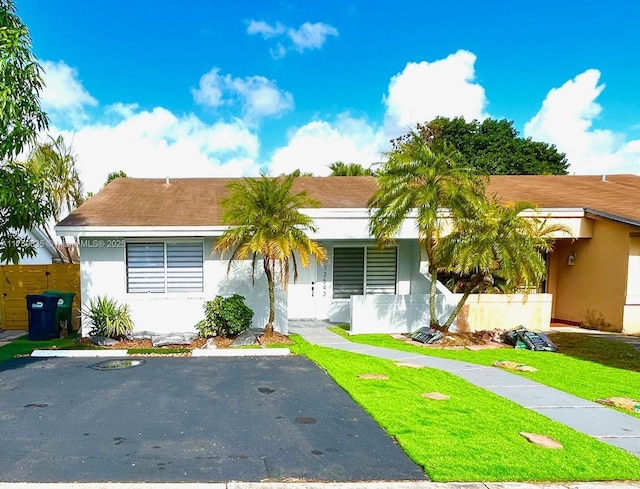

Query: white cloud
[51,106,260,194]
[524,69,640,175]
[268,115,385,176]
[288,22,338,52]
[246,20,285,38]
[41,60,98,125]
[191,68,225,107]
[192,69,294,123]
[247,19,338,58]
[383,50,489,136]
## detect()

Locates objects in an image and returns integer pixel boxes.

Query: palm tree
[368,131,486,329]
[328,161,375,176]
[213,173,327,334]
[25,135,84,262]
[437,198,567,331]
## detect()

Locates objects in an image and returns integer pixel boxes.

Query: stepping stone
[421,392,450,401]
[357,373,389,380]
[494,360,537,372]
[520,432,563,449]
[394,362,424,369]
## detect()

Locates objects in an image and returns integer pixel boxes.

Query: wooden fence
[0,264,81,331]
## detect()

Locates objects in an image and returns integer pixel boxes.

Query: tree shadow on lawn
[548,332,640,373]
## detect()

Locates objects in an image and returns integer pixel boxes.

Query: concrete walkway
[0,329,25,347]
[289,321,640,458]
[550,324,640,352]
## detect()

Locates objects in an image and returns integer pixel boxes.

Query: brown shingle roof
[57,177,379,227]
[485,174,640,225]
[57,174,640,229]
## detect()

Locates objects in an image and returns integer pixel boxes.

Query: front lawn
[329,327,640,418]
[290,335,640,482]
[0,334,91,363]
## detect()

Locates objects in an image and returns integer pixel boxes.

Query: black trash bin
[26,295,59,341]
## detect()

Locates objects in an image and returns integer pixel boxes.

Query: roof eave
[54,225,230,238]
[584,208,640,228]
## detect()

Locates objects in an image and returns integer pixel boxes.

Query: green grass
[329,327,640,418]
[290,335,640,482]
[0,333,89,362]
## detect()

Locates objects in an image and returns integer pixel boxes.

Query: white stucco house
[55,175,640,336]
[14,228,60,264]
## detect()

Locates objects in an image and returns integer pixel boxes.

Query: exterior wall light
[567,253,576,266]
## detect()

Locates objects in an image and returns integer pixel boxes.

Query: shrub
[195,294,253,337]
[83,296,134,339]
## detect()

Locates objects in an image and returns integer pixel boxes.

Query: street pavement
[0,355,425,483]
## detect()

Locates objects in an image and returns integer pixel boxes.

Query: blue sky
[16,0,640,192]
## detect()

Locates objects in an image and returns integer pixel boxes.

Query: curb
[192,347,290,357]
[1,481,640,488]
[30,348,291,358]
[31,349,129,358]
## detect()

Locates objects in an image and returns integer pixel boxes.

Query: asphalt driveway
[0,355,427,483]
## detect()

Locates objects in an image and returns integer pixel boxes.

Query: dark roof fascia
[584,208,640,229]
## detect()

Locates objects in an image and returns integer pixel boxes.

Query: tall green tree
[25,135,84,262]
[213,173,327,333]
[0,0,48,161]
[436,198,565,331]
[0,0,53,263]
[104,170,128,187]
[329,161,375,176]
[368,131,486,329]
[415,117,568,175]
[0,162,53,263]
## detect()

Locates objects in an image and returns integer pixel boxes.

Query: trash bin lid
[26,294,59,310]
[43,290,75,305]
[42,292,65,306]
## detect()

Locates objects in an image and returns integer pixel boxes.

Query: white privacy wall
[350,294,455,334]
[79,237,287,336]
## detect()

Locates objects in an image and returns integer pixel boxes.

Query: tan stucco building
[487,174,640,334]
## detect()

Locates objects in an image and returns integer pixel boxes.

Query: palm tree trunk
[442,275,484,332]
[425,240,440,329]
[428,262,440,328]
[263,258,275,334]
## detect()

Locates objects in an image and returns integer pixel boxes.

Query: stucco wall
[551,220,631,330]
[622,236,640,333]
[456,294,553,332]
[349,293,552,334]
[79,237,287,336]
[349,293,454,334]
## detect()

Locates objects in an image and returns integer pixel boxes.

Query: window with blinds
[126,242,203,293]
[333,246,397,299]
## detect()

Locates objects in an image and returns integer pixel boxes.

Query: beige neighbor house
[55,174,640,336]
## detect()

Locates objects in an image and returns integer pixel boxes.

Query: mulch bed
[394,329,508,349]
[76,331,294,350]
